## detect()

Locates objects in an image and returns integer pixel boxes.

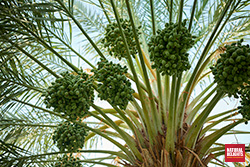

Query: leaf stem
[188,0,197,32]
[150,0,156,35]
[91,103,142,160]
[163,76,170,124]
[9,41,59,78]
[150,0,163,129]
[185,86,217,124]
[56,0,106,60]
[185,91,225,149]
[174,73,182,130]
[11,16,79,73]
[177,0,233,136]
[169,0,173,23]
[48,29,96,69]
[1,77,43,93]
[141,49,156,80]
[110,0,156,144]
[165,74,177,159]
[198,119,245,158]
[125,0,162,135]
[178,0,184,30]
[98,0,111,23]
[0,123,56,127]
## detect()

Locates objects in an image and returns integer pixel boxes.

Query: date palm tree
[1,0,250,166]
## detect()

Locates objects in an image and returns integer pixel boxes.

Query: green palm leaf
[1,0,250,166]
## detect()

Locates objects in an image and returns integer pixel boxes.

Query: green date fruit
[43,70,94,120]
[53,121,88,152]
[92,58,135,110]
[148,20,195,76]
[53,154,82,167]
[102,19,141,60]
[210,39,250,97]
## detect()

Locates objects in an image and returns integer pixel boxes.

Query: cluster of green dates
[53,154,82,167]
[43,71,94,120]
[102,19,141,60]
[211,40,250,97]
[238,87,250,123]
[52,121,88,152]
[148,20,195,76]
[211,40,250,122]
[92,58,134,110]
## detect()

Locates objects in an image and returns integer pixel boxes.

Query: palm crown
[1,0,250,166]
